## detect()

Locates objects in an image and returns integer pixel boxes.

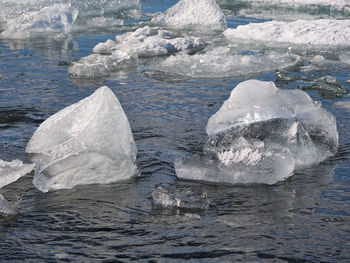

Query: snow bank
[157,47,299,78]
[224,19,350,47]
[176,80,338,185]
[26,86,137,192]
[151,0,227,31]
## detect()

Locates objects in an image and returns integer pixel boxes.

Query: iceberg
[224,19,350,47]
[0,4,78,39]
[69,26,204,78]
[26,86,137,192]
[156,47,299,78]
[176,80,338,185]
[151,0,227,31]
[0,159,35,189]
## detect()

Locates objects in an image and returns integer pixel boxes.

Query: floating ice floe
[339,51,350,64]
[152,185,209,211]
[69,26,204,78]
[0,159,35,189]
[0,159,35,215]
[151,0,227,31]
[0,0,140,36]
[224,19,350,47]
[300,76,348,98]
[0,4,78,39]
[26,86,137,192]
[156,47,299,78]
[176,80,338,185]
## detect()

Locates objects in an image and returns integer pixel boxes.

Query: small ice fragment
[26,86,137,192]
[151,0,227,31]
[0,159,35,189]
[152,185,209,211]
[0,194,18,216]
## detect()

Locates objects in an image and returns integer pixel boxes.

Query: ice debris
[0,194,18,216]
[69,26,204,78]
[340,51,350,64]
[0,4,78,39]
[176,80,338,185]
[156,47,299,78]
[300,76,348,98]
[151,0,227,31]
[26,86,137,192]
[0,159,35,189]
[224,19,350,47]
[152,185,209,211]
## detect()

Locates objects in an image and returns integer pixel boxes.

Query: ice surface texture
[0,159,35,189]
[69,26,204,78]
[224,19,350,47]
[0,4,78,39]
[176,80,338,185]
[157,47,299,78]
[26,86,137,192]
[151,0,227,31]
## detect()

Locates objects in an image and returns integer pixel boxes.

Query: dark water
[0,1,350,262]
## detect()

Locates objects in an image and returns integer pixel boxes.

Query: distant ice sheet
[224,19,350,47]
[26,86,137,192]
[176,80,338,185]
[157,47,299,78]
[151,0,227,31]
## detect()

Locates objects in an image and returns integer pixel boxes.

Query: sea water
[0,0,349,261]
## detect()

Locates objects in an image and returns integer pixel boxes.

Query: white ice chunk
[157,47,299,78]
[0,194,18,216]
[151,0,227,31]
[339,51,350,64]
[0,159,35,188]
[26,86,137,192]
[224,19,350,47]
[70,26,204,78]
[0,4,78,39]
[176,80,338,185]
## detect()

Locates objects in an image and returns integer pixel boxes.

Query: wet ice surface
[0,0,350,261]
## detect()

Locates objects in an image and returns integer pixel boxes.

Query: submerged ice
[26,86,137,192]
[176,80,338,185]
[157,47,299,78]
[224,19,350,47]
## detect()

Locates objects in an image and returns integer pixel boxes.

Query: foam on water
[26,86,137,192]
[151,0,227,31]
[157,47,299,78]
[224,19,350,47]
[176,80,338,185]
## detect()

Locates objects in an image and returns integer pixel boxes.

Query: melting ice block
[26,86,137,192]
[176,80,338,185]
[151,0,227,31]
[224,19,350,47]
[0,159,35,189]
[69,26,204,78]
[157,47,299,78]
[0,4,78,39]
